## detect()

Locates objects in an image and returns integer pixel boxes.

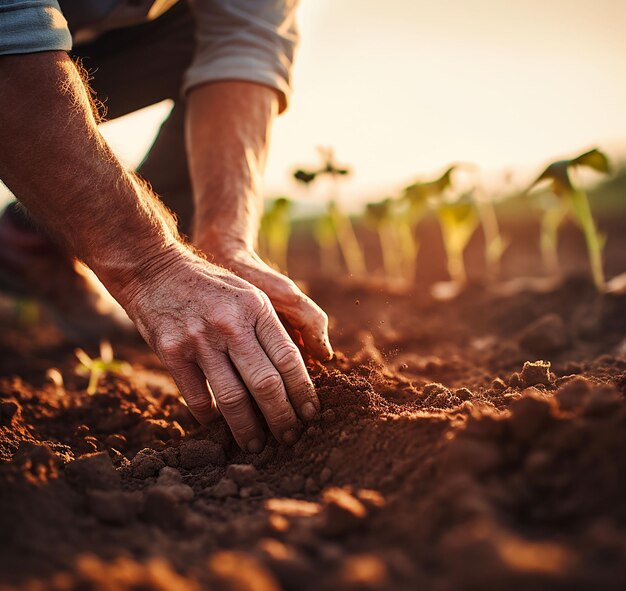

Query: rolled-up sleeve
[183,0,299,113]
[0,0,72,55]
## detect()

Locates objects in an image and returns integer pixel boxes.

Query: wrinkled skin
[122,247,323,452]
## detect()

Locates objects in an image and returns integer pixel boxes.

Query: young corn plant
[259,197,292,273]
[473,187,509,281]
[398,165,460,278]
[531,189,569,276]
[403,165,458,228]
[365,199,403,280]
[75,341,131,395]
[313,204,341,275]
[365,198,418,283]
[528,148,611,291]
[435,194,480,285]
[294,147,366,277]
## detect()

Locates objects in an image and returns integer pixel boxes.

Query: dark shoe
[0,203,135,341]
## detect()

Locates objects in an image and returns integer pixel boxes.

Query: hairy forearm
[0,52,181,304]
[186,81,279,253]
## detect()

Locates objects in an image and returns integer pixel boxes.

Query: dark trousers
[72,3,196,236]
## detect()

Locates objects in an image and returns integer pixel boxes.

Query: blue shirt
[0,0,298,111]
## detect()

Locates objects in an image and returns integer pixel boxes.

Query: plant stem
[87,368,101,395]
[540,207,565,276]
[397,218,418,282]
[569,189,605,290]
[378,223,403,280]
[478,201,504,281]
[446,247,467,285]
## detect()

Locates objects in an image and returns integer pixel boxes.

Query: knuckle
[269,406,296,428]
[216,387,248,414]
[276,278,300,304]
[272,343,302,370]
[250,371,284,398]
[213,313,240,337]
[185,320,206,343]
[186,393,213,415]
[157,336,184,360]
[245,288,270,314]
[265,401,298,433]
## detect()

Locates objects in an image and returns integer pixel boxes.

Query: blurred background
[2,0,625,209]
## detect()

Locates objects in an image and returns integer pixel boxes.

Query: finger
[165,361,219,425]
[237,265,333,361]
[275,289,333,361]
[227,336,300,445]
[257,311,321,423]
[197,351,266,453]
[267,277,333,361]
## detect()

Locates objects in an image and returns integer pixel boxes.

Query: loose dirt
[1,217,625,590]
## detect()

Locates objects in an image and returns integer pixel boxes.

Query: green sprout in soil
[435,194,480,285]
[259,196,292,273]
[403,165,457,222]
[473,188,509,282]
[532,189,569,276]
[365,198,417,284]
[75,341,131,395]
[313,204,341,275]
[529,148,611,290]
[294,147,366,277]
[398,165,460,279]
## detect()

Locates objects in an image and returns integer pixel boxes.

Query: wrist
[194,226,252,260]
[100,241,187,309]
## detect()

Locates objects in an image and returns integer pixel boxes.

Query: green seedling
[259,197,292,273]
[326,200,366,277]
[403,166,457,224]
[365,199,403,280]
[365,198,418,283]
[75,340,131,395]
[528,148,611,290]
[397,165,461,280]
[313,206,341,275]
[478,199,508,281]
[293,148,366,277]
[293,147,351,185]
[435,194,480,285]
[531,189,568,276]
[472,187,509,281]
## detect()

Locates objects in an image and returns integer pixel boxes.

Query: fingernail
[301,401,318,421]
[247,438,263,453]
[283,429,298,446]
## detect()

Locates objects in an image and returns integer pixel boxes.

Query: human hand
[197,239,333,362]
[119,246,321,452]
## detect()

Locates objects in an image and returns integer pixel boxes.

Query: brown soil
[1,215,625,591]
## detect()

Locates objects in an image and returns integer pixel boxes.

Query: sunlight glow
[99,0,626,208]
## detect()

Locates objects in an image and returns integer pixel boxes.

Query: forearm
[0,52,181,304]
[186,81,279,253]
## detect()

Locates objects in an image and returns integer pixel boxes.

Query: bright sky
[4,0,625,208]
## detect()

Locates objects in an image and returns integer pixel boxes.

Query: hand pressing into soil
[119,245,321,452]
[0,55,327,452]
[198,240,333,361]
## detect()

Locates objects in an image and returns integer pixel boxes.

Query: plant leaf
[571,148,611,174]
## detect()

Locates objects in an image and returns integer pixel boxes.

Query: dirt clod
[179,439,225,470]
[209,477,238,499]
[519,313,570,355]
[131,448,165,479]
[517,360,553,388]
[226,463,258,486]
[64,451,120,490]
